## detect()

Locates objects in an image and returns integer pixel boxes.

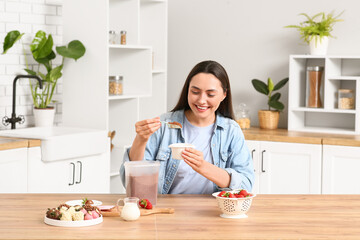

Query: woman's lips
[195,105,209,112]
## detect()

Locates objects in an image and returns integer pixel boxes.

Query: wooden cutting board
[101,206,174,217]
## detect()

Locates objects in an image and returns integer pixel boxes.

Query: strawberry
[227,193,236,198]
[239,189,248,197]
[218,191,226,197]
[139,199,153,209]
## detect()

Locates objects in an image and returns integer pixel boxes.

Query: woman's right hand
[135,117,161,142]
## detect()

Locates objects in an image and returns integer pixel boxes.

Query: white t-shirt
[168,116,214,194]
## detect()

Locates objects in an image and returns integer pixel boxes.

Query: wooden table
[1,194,360,239]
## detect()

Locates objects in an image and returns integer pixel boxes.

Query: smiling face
[186,73,226,126]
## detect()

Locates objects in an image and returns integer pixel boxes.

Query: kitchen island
[1,194,360,239]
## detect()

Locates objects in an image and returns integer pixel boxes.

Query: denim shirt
[120,110,254,194]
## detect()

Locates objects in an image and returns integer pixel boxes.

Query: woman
[121,60,254,194]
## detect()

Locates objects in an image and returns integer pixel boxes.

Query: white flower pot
[309,36,329,55]
[33,107,55,127]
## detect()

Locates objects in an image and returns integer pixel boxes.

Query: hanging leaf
[56,40,86,61]
[270,92,281,102]
[269,100,284,111]
[30,31,54,60]
[24,68,37,76]
[273,77,289,91]
[49,65,63,82]
[2,31,24,54]
[251,79,269,95]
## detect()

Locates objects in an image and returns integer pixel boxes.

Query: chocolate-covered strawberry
[82,198,94,206]
[46,208,62,220]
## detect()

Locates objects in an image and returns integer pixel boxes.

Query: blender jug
[124,161,160,205]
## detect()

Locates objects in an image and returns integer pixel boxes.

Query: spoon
[160,121,182,129]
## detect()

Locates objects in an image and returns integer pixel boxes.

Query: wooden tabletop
[243,127,360,146]
[1,194,360,239]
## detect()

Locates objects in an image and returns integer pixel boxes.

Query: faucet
[2,75,43,129]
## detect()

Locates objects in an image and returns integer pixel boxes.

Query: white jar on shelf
[109,75,123,95]
[338,89,355,110]
[109,30,117,44]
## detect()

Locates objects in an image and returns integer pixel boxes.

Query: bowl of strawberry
[212,189,256,219]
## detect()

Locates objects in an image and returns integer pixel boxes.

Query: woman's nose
[198,93,207,103]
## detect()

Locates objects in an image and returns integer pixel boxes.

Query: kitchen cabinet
[27,147,110,193]
[62,0,167,193]
[322,144,360,194]
[246,140,322,194]
[0,147,27,193]
[288,55,360,135]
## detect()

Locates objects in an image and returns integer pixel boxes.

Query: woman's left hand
[182,148,208,174]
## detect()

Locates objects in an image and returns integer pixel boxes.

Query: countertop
[2,127,360,150]
[1,194,360,239]
[0,137,40,151]
[243,127,360,146]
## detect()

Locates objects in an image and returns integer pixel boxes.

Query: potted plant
[2,30,86,127]
[285,11,343,55]
[252,77,289,129]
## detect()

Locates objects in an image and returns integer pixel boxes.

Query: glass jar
[109,75,123,95]
[235,103,251,130]
[338,89,354,109]
[306,66,324,108]
[109,30,116,44]
[120,31,127,45]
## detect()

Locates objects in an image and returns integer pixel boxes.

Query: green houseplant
[2,30,86,109]
[285,11,343,55]
[251,77,289,129]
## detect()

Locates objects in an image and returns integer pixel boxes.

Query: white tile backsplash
[0,0,62,126]
[20,13,45,24]
[6,2,31,13]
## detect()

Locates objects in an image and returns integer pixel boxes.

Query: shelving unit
[288,55,360,134]
[62,0,167,193]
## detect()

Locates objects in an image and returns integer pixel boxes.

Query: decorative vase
[309,36,329,55]
[258,110,280,130]
[33,107,55,127]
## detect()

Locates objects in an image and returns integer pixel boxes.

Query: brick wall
[0,0,62,130]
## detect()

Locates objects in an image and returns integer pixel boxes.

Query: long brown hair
[171,60,235,120]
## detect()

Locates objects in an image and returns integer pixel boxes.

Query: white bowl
[212,190,256,219]
[168,143,195,160]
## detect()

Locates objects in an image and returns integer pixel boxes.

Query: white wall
[168,0,360,128]
[0,0,63,130]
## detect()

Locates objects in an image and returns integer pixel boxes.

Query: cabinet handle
[261,150,266,172]
[69,162,75,185]
[251,149,256,172]
[76,161,82,184]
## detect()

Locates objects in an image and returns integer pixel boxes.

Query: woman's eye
[191,91,199,95]
[208,94,215,97]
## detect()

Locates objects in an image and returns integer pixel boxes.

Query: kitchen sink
[0,127,108,162]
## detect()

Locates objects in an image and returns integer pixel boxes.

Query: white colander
[212,191,256,219]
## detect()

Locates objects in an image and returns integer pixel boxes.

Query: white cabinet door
[75,152,110,193]
[246,140,322,194]
[245,140,260,194]
[323,145,360,194]
[28,147,109,193]
[28,147,78,193]
[260,141,322,194]
[0,148,27,193]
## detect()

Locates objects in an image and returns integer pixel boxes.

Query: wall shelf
[63,0,167,193]
[288,55,360,135]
